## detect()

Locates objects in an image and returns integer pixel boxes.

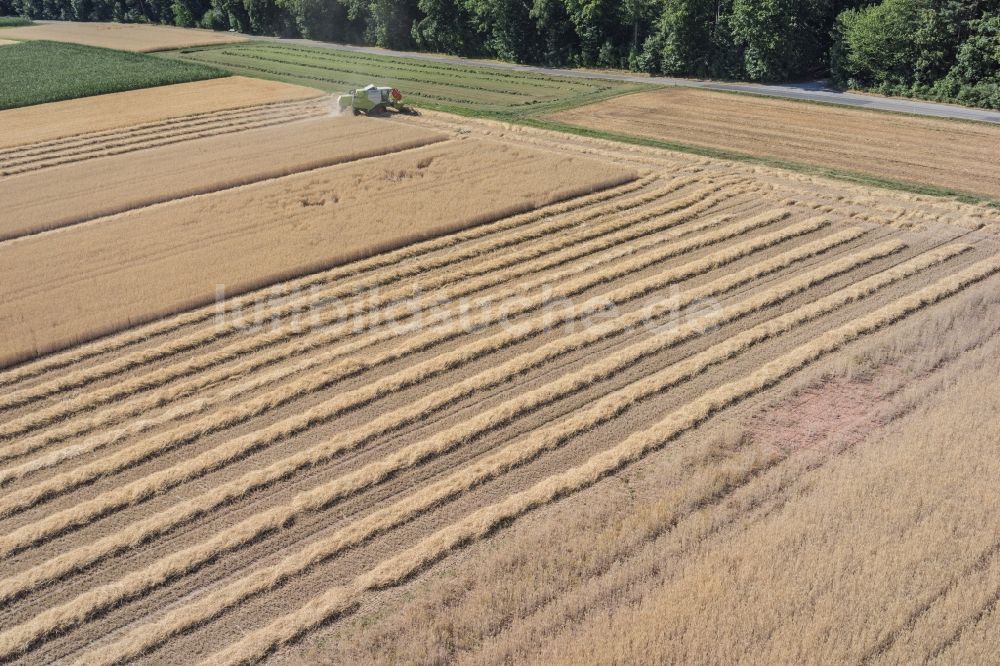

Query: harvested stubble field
[0,20,246,52]
[2,111,1000,665]
[552,87,1000,200]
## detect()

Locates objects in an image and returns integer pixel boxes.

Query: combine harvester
[338,85,416,116]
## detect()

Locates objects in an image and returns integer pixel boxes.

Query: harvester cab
[337,84,412,116]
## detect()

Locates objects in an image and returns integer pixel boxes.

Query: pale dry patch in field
[0,20,246,51]
[553,88,1000,198]
[534,340,1000,665]
[0,76,322,149]
[0,39,17,47]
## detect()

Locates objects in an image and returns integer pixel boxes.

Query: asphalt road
[250,35,1000,124]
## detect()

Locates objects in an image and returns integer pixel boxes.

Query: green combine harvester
[337,84,414,116]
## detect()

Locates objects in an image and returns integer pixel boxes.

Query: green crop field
[0,41,227,110]
[162,42,647,117]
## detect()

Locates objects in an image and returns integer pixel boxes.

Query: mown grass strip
[201,247,997,666]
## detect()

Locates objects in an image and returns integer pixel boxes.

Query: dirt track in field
[0,20,247,51]
[2,110,1000,665]
[0,76,321,149]
[552,88,1000,198]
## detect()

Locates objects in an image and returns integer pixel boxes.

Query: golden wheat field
[0,20,247,51]
[2,94,1000,666]
[0,76,322,149]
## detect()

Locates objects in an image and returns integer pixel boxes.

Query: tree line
[3,0,999,108]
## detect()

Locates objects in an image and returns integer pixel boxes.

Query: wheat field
[2,105,1000,664]
[0,20,248,52]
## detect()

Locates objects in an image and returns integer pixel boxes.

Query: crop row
[0,213,824,554]
[0,176,708,422]
[0,97,323,160]
[200,246,996,666]
[0,180,747,470]
[228,46,616,106]
[40,241,972,666]
[245,44,610,91]
[0,102,328,177]
[0,174,657,394]
[0,98,325,168]
[0,227,879,610]
[0,175,655,388]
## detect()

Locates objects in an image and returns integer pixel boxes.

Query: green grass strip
[0,40,227,110]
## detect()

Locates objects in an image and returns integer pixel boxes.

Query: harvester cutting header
[338,84,415,116]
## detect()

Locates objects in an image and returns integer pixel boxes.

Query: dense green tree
[6,0,999,108]
[644,0,730,76]
[831,0,929,87]
[464,0,538,62]
[412,0,478,53]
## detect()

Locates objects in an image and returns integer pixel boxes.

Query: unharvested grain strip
[0,215,820,554]
[0,98,327,165]
[0,98,326,162]
[0,229,887,608]
[0,174,657,392]
[198,246,997,666]
[0,106,330,176]
[1,114,332,178]
[64,241,968,666]
[0,177,727,431]
[1,182,748,455]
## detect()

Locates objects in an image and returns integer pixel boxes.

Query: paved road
[249,35,1000,124]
